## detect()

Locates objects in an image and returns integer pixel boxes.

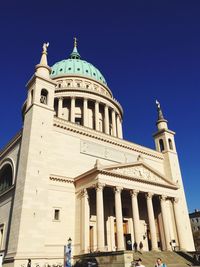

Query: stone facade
[0,42,195,267]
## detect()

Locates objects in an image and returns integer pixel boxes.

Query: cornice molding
[53,117,163,160]
[0,131,22,158]
[49,174,74,184]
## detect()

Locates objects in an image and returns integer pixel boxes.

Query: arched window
[40,89,48,105]
[159,139,165,152]
[0,164,13,194]
[168,138,173,150]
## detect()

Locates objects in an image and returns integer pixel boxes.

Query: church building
[0,39,195,267]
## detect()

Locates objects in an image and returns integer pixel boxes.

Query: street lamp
[64,238,72,267]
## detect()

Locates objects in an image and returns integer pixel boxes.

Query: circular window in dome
[93,73,96,76]
[68,67,71,70]
[52,71,55,74]
[86,70,88,73]
[59,68,63,71]
[77,68,80,71]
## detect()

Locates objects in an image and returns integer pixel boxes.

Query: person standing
[135,258,145,267]
[154,258,167,267]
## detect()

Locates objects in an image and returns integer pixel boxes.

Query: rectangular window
[54,209,60,221]
[0,225,4,249]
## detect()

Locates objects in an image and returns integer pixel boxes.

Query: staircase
[74,250,197,267]
[130,251,195,267]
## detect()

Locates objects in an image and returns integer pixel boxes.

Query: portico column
[114,187,124,250]
[146,193,158,250]
[130,190,141,245]
[116,114,123,138]
[81,189,90,253]
[112,110,117,137]
[96,183,105,251]
[95,101,99,131]
[83,98,88,126]
[173,198,185,250]
[160,195,171,250]
[58,97,63,118]
[104,105,109,134]
[70,96,75,123]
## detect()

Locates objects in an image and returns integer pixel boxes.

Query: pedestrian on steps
[154,258,167,267]
[135,258,145,267]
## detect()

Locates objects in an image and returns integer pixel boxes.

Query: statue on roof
[42,42,49,53]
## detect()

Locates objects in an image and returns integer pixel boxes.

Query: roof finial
[40,42,49,65]
[70,37,81,59]
[155,99,168,130]
[35,42,51,78]
[74,37,77,48]
[156,99,164,120]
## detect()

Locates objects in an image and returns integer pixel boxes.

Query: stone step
[130,251,194,267]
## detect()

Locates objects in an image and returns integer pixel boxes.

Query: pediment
[102,162,177,188]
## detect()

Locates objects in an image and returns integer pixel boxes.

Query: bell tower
[6,43,57,266]
[153,100,195,251]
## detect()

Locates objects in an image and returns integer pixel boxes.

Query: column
[96,183,105,251]
[116,114,123,138]
[160,195,171,250]
[114,187,124,250]
[95,101,99,131]
[111,110,117,137]
[104,105,109,134]
[58,97,63,118]
[130,190,141,245]
[81,189,90,253]
[173,197,185,250]
[70,96,75,123]
[146,193,158,250]
[83,98,88,126]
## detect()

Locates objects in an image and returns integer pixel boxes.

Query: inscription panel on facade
[80,140,137,163]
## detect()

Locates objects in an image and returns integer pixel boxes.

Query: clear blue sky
[0,0,199,212]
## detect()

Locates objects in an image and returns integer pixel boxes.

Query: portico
[76,160,181,254]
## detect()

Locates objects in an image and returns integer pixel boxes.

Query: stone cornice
[53,117,163,160]
[26,73,57,88]
[153,128,176,138]
[100,169,178,190]
[52,74,112,95]
[49,174,74,184]
[0,131,22,158]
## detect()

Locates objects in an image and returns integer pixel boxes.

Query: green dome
[50,46,107,85]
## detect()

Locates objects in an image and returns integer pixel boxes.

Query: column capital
[146,192,154,199]
[173,197,179,204]
[58,96,63,100]
[130,189,139,197]
[95,100,100,104]
[71,96,76,100]
[160,195,167,201]
[80,188,89,198]
[95,183,105,191]
[114,186,123,193]
[83,97,88,101]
